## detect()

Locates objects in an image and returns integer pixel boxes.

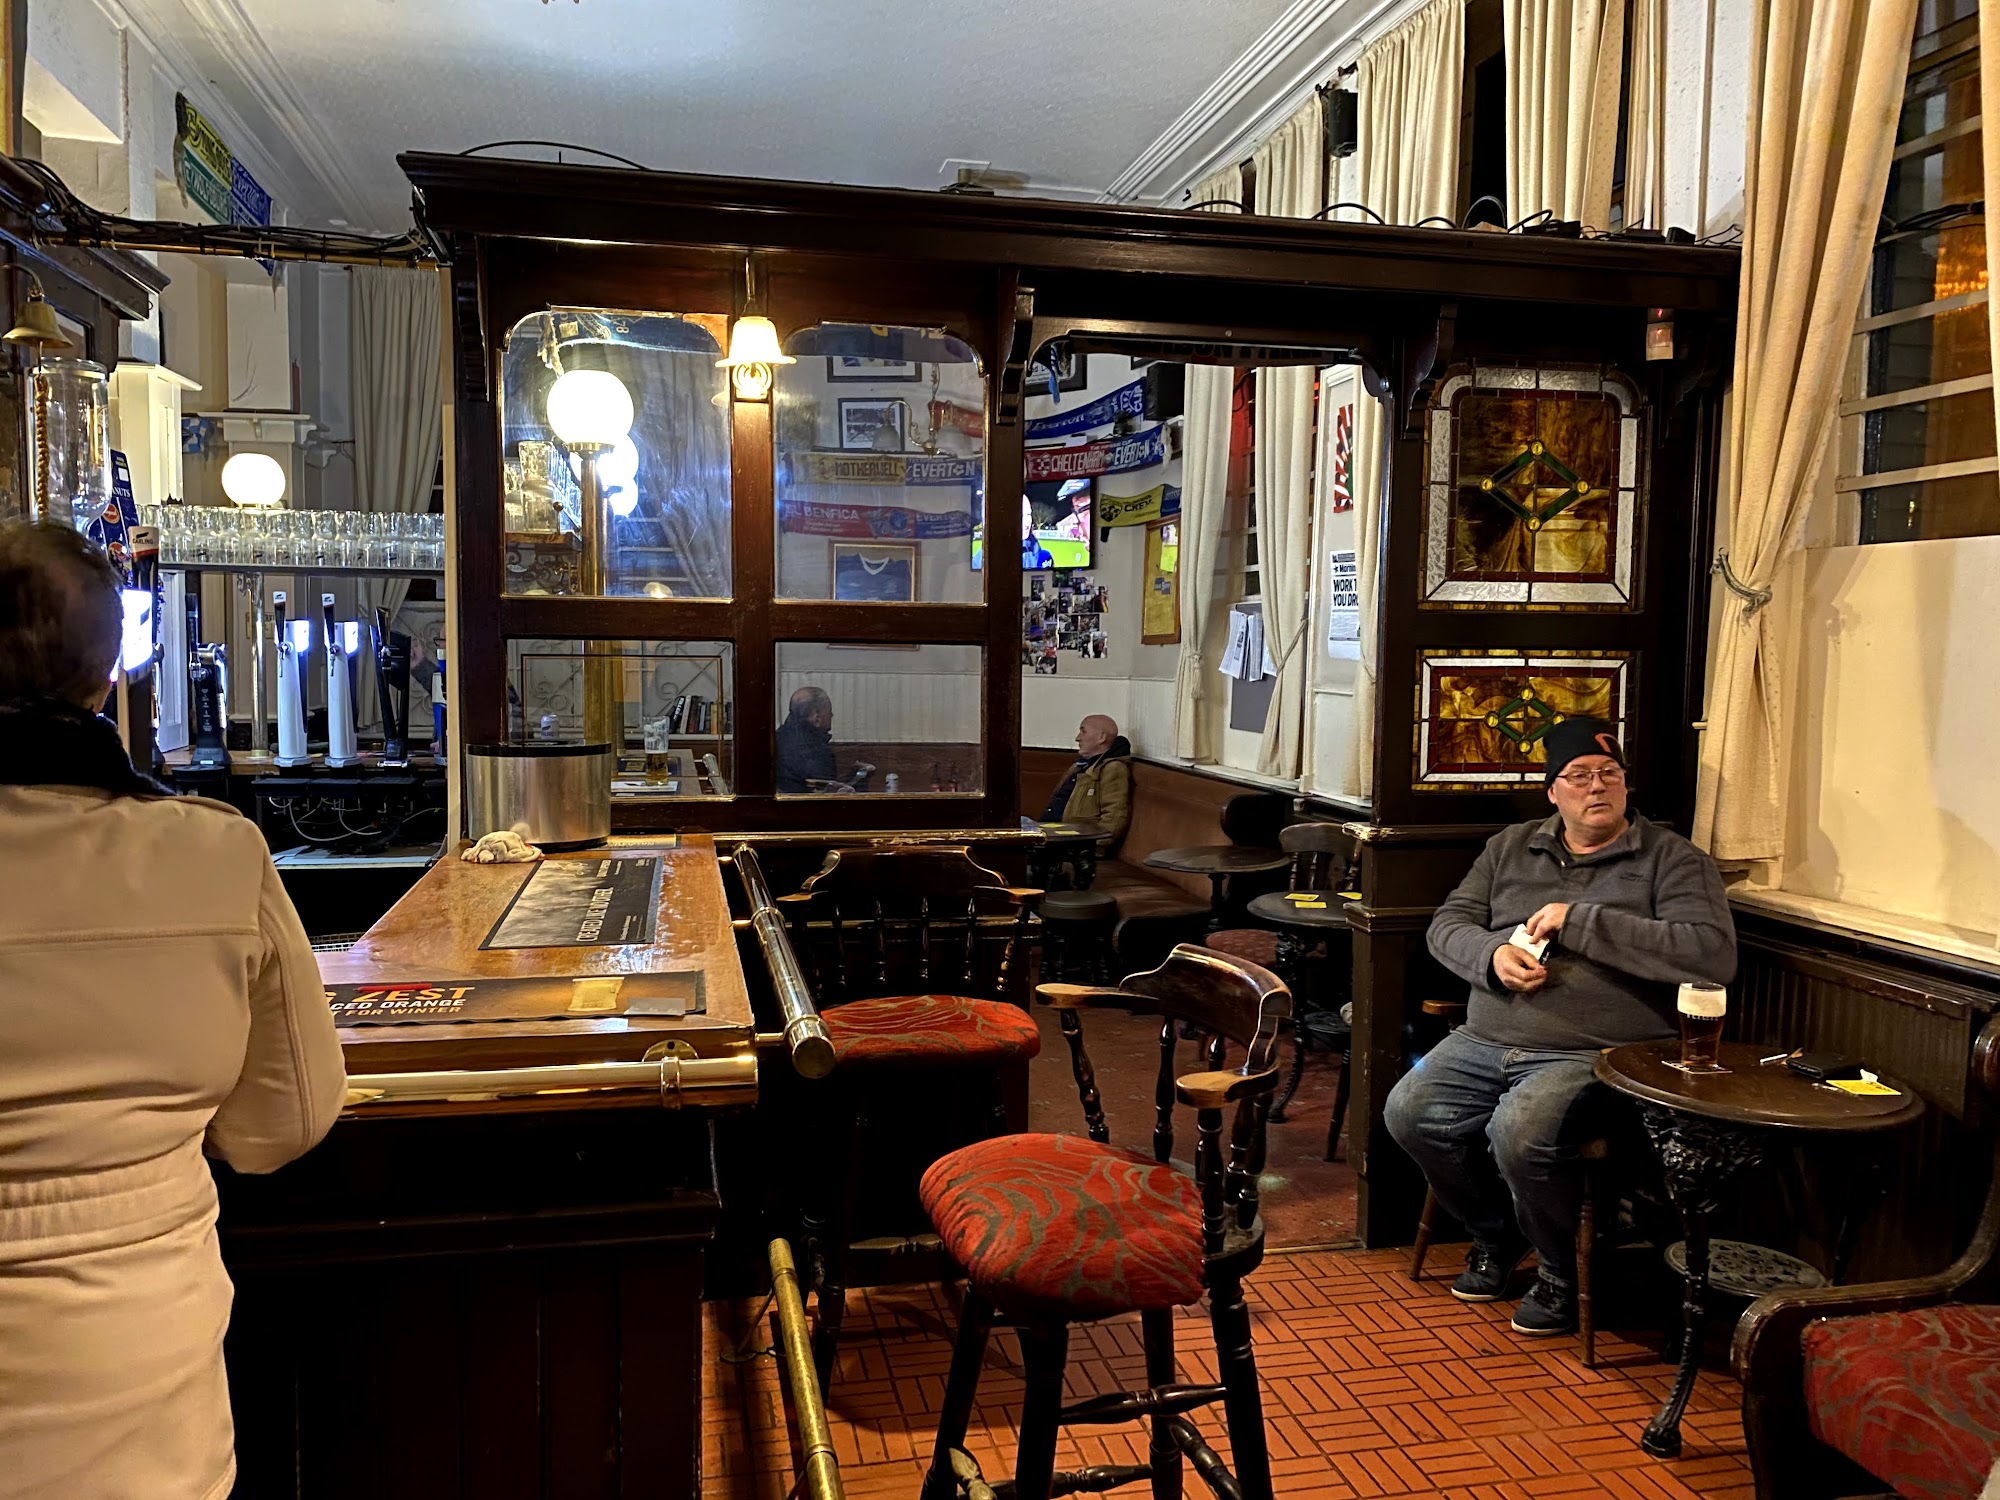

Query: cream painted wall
[1783,536,2000,937]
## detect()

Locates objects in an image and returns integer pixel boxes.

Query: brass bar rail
[344,1051,758,1108]
[769,1238,846,1500]
[732,844,837,1079]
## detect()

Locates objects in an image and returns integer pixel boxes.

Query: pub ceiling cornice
[1100,0,1432,206]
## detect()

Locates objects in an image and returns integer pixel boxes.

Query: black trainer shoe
[1510,1274,1578,1335]
[1450,1238,1530,1302]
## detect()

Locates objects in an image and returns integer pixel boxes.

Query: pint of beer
[1676,983,1728,1071]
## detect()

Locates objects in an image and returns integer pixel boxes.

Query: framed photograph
[838,397,907,451]
[827,356,921,383]
[1142,517,1181,645]
[1026,347,1088,393]
[831,542,917,603]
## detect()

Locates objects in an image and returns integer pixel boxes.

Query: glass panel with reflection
[499,308,733,599]
[505,638,734,798]
[774,641,983,795]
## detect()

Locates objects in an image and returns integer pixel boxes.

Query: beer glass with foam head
[1674,982,1728,1072]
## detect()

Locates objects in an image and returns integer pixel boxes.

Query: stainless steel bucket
[465,742,612,850]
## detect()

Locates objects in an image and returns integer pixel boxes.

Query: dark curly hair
[0,519,121,708]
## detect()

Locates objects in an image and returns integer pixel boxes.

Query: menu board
[326,972,707,1026]
[481,856,662,949]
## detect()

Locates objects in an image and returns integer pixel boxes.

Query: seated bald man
[775,685,873,793]
[1384,716,1735,1336]
[1040,714,1132,849]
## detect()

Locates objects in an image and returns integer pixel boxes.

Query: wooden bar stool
[917,944,1291,1500]
[1208,823,1358,1155]
[779,846,1042,1394]
[1040,889,1117,984]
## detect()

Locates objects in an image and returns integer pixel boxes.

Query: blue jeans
[1383,1029,1608,1286]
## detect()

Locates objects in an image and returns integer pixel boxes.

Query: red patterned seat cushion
[1206,927,1279,967]
[1802,1303,2000,1500]
[919,1132,1205,1320]
[822,995,1041,1069]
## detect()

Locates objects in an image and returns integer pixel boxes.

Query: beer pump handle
[273,591,288,640]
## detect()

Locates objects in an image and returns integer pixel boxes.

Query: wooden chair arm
[1175,1065,1280,1109]
[976,884,1044,910]
[1420,999,1467,1019]
[1035,982,1128,1010]
[1734,1276,1965,1382]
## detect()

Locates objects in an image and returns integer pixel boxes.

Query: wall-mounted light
[221,450,288,508]
[3,265,70,359]
[717,315,793,402]
[717,255,794,402]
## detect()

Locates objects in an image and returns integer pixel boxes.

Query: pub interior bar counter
[106,146,1742,1499]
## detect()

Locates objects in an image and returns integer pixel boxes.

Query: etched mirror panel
[1421,365,1643,609]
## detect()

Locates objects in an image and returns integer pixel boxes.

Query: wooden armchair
[1734,1016,2000,1500]
[777,846,1042,1393]
[918,943,1292,1500]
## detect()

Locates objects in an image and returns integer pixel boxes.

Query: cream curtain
[1173,163,1244,763]
[1983,1,2000,449]
[1253,101,1327,778]
[1691,0,1918,860]
[1624,0,1667,228]
[351,266,443,730]
[1504,0,1626,228]
[1340,0,1465,802]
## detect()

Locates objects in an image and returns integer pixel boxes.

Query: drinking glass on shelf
[1670,983,1728,1073]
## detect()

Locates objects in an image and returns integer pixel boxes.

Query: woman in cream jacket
[0,520,347,1500]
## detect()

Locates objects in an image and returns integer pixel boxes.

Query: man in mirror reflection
[775,685,873,793]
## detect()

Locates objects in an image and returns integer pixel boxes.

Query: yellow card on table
[1295,901,1328,909]
[1337,891,1362,900]
[1828,1078,1899,1097]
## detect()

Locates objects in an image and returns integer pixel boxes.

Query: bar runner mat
[327,972,707,1026]
[481,856,662,949]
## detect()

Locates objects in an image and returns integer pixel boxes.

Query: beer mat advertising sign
[481,857,662,949]
[326,972,707,1026]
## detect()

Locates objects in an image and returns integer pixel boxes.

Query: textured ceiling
[118,0,1298,231]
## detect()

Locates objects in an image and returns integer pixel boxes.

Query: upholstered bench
[1799,1304,2000,1500]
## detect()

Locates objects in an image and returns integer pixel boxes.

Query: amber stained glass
[1416,650,1629,788]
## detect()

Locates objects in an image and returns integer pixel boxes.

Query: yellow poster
[1099,484,1175,527]
[1142,518,1180,644]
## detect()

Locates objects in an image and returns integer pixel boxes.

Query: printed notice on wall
[1326,550,1361,652]
[482,856,662,949]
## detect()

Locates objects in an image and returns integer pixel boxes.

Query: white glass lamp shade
[715,316,794,370]
[545,368,635,448]
[569,435,642,517]
[221,451,287,508]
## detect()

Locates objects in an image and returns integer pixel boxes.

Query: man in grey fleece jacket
[1385,716,1735,1336]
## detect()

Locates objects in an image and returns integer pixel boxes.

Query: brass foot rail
[732,843,837,1078]
[343,1049,757,1108]
[769,1237,846,1500]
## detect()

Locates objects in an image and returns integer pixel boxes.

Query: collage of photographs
[1020,570,1110,674]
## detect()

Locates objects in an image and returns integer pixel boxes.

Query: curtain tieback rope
[1712,549,1772,617]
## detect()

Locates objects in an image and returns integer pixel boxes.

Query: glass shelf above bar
[163,561,445,581]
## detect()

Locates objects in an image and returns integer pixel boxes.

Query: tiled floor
[702,1243,1752,1500]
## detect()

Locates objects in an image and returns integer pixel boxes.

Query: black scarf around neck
[0,698,173,799]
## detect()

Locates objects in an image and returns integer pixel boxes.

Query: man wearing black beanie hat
[1384,715,1734,1337]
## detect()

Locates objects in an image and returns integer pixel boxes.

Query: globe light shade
[221,451,287,508]
[545,368,634,448]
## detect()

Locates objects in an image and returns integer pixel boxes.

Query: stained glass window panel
[1421,366,1643,609]
[1415,649,1631,787]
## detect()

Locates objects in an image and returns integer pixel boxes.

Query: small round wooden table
[1595,1041,1924,1459]
[1023,817,1101,891]
[1245,890,1355,1130]
[1143,845,1289,932]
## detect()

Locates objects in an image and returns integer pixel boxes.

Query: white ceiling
[111,0,1317,233]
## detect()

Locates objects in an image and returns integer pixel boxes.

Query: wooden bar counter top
[319,833,756,1074]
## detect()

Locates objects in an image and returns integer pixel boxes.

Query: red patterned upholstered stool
[779,847,1042,1395]
[918,944,1291,1500]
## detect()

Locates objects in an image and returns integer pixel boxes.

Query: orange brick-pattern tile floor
[702,1244,1753,1500]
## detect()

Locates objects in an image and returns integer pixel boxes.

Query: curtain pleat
[1504,0,1625,228]
[1253,102,1327,778]
[1624,0,1667,228]
[1343,0,1465,802]
[1691,0,1919,860]
[351,267,443,729]
[1173,164,1245,763]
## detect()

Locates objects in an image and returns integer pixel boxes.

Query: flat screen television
[972,478,1093,571]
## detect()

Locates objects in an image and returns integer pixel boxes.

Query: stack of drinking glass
[146,506,445,571]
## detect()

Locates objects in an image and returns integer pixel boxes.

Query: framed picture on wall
[830,542,917,602]
[838,397,907,451]
[1142,518,1180,645]
[827,356,921,382]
